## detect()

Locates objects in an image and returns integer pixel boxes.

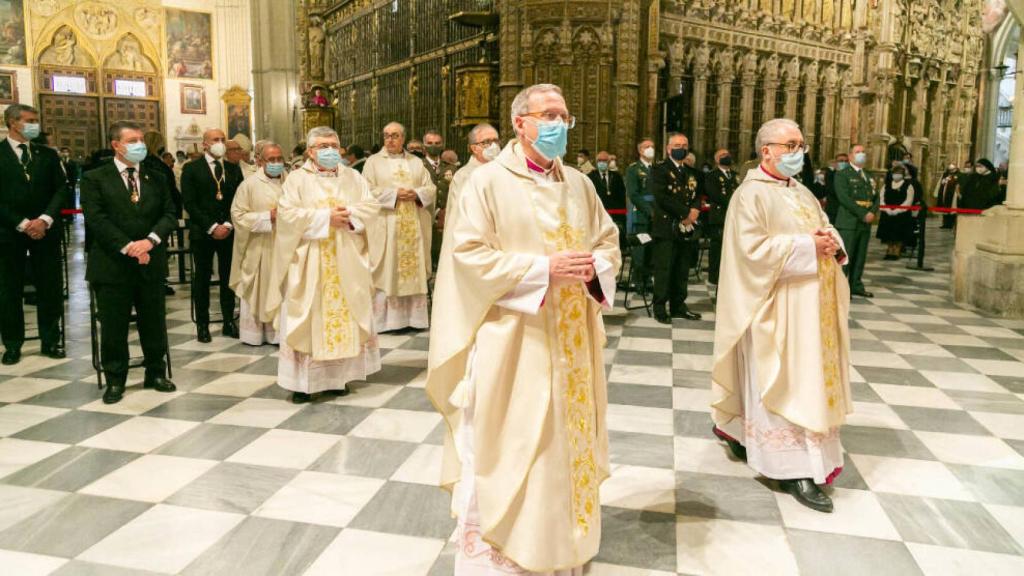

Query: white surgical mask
[482,142,500,162]
[209,142,227,158]
[642,147,655,161]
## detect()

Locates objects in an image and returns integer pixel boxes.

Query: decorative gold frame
[222,85,252,140]
[180,83,206,114]
[0,70,16,104]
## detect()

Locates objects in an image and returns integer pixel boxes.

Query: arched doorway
[33,18,162,157]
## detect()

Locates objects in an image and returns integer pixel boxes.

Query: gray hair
[665,131,687,144]
[510,83,563,132]
[306,126,339,148]
[383,122,406,137]
[467,122,497,145]
[4,104,38,128]
[755,118,801,159]
[258,141,281,159]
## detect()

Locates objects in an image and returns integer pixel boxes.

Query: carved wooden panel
[39,94,101,156]
[103,98,160,135]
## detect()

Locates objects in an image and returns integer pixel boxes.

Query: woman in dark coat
[959,158,1001,210]
[877,163,921,260]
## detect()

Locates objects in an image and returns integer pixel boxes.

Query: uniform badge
[687,177,697,191]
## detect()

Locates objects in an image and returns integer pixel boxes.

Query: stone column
[250,0,299,146]
[738,53,758,161]
[691,44,711,151]
[715,50,736,151]
[783,58,801,121]
[762,55,780,125]
[820,64,840,161]
[801,63,820,154]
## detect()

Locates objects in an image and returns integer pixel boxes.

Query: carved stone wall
[312,0,985,188]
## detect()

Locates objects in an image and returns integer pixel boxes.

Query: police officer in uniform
[705,148,739,302]
[421,129,457,270]
[624,137,656,285]
[650,132,702,324]
[834,144,878,298]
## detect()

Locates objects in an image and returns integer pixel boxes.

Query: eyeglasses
[766,141,809,154]
[521,110,576,129]
[382,133,403,140]
[472,138,500,147]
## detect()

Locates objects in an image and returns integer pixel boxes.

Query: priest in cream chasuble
[362,122,437,332]
[711,119,853,513]
[264,127,381,402]
[427,84,620,575]
[229,143,286,346]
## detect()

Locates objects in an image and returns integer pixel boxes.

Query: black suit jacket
[650,159,702,240]
[0,140,67,244]
[142,154,182,217]
[705,168,739,228]
[588,170,627,212]
[181,156,242,236]
[80,162,178,284]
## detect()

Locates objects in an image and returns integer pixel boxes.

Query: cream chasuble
[264,160,382,393]
[438,156,484,273]
[363,150,436,331]
[229,170,284,345]
[427,141,620,573]
[711,167,853,483]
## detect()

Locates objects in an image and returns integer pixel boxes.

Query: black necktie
[126,167,139,204]
[18,143,30,169]
[214,160,224,182]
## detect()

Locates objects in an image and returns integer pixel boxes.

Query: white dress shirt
[113,157,163,253]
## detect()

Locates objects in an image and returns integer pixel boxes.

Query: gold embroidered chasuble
[427,142,621,572]
[362,150,437,297]
[264,161,379,361]
[711,168,853,435]
[229,170,284,317]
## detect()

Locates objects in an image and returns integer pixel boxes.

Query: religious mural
[38,25,94,67]
[0,0,26,65]
[104,34,155,73]
[165,8,212,79]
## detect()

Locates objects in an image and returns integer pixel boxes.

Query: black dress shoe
[143,376,177,393]
[712,426,747,462]
[851,289,874,298]
[2,349,21,365]
[291,391,312,404]
[164,285,176,296]
[654,313,672,325]
[671,308,702,321]
[102,383,125,404]
[41,344,65,359]
[779,478,834,513]
[223,321,239,339]
[197,324,212,343]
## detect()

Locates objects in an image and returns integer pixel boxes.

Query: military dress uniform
[624,160,653,281]
[833,166,878,295]
[705,167,739,286]
[650,158,703,322]
[424,155,457,270]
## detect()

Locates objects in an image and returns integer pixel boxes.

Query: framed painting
[222,86,252,140]
[180,84,206,114]
[0,0,26,66]
[0,70,16,104]
[165,8,213,79]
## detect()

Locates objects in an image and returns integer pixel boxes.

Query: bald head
[383,122,406,154]
[203,128,227,158]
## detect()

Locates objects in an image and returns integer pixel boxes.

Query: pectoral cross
[393,162,411,186]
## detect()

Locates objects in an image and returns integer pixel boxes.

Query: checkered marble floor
[1,220,1023,576]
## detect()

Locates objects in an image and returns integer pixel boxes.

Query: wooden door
[39,93,102,157]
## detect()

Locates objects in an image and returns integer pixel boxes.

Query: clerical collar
[525,156,552,175]
[758,164,789,183]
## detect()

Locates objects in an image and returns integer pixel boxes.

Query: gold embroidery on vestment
[317,196,355,357]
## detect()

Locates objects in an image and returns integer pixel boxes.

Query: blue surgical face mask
[526,119,567,160]
[596,161,609,172]
[838,161,850,170]
[340,157,351,167]
[776,150,805,178]
[316,148,342,169]
[123,142,148,164]
[22,123,41,140]
[264,162,284,177]
[854,152,867,166]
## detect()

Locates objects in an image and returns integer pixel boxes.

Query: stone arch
[36,24,98,67]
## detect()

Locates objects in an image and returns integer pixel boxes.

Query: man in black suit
[58,146,79,212]
[588,150,627,231]
[705,148,739,296]
[0,104,67,365]
[649,132,703,324]
[79,121,178,404]
[182,128,242,342]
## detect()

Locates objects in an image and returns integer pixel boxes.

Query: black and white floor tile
[0,221,1022,575]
